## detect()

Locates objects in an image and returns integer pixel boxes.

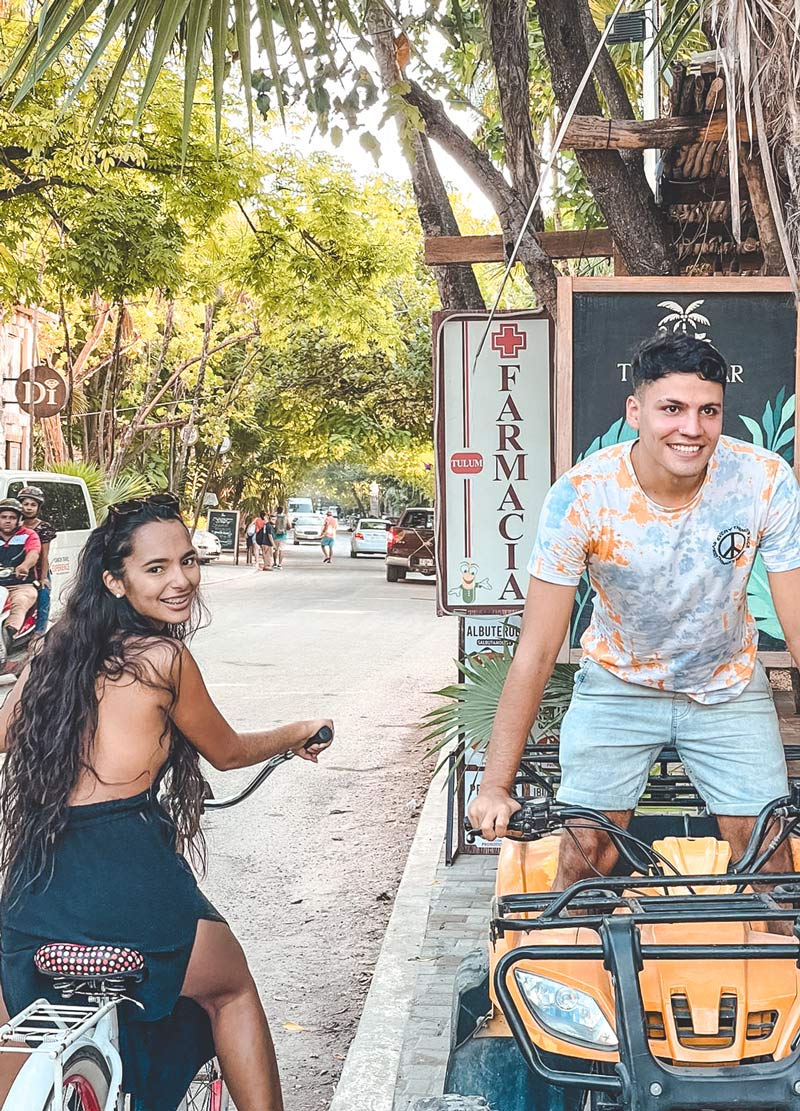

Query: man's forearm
[481,654,555,792]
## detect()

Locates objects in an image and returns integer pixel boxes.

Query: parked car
[192,528,221,563]
[350,518,390,558]
[293,513,324,544]
[2,471,96,617]
[385,507,435,582]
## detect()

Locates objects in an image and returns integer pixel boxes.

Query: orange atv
[435,749,800,1111]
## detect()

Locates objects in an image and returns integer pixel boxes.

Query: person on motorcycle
[17,485,57,634]
[469,331,800,899]
[0,498,40,651]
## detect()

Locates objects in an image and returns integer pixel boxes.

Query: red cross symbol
[491,323,526,360]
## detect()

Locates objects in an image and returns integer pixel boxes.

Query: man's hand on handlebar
[467,785,522,841]
[291,720,334,763]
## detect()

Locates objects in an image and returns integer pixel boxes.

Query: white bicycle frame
[0,994,125,1109]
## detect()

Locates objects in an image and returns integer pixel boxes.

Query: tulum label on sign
[434,310,553,615]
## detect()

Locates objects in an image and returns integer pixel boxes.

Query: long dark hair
[0,501,208,891]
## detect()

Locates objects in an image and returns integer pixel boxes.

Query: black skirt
[0,789,224,1111]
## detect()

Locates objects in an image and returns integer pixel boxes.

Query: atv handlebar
[465,786,800,878]
[203,725,333,811]
[464,797,659,875]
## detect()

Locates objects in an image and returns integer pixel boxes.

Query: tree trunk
[366,2,485,311]
[537,0,677,276]
[41,418,66,466]
[740,151,788,274]
[403,82,559,316]
[175,301,216,493]
[73,295,112,389]
[109,298,177,480]
[97,302,124,468]
[575,0,649,194]
[480,0,543,220]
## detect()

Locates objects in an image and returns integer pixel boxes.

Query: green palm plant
[1,0,361,151]
[47,461,153,521]
[422,637,577,779]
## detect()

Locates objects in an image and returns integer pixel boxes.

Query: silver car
[293,513,324,544]
[350,518,390,558]
[192,528,222,563]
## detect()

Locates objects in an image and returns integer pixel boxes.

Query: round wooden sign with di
[15,365,69,418]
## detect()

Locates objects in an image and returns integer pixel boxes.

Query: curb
[329,772,450,1111]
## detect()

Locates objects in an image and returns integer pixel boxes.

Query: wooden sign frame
[556,276,800,669]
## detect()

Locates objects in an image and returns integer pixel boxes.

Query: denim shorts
[556,659,787,815]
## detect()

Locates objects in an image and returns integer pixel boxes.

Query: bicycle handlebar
[203,725,333,811]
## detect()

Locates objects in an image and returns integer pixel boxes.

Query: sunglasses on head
[107,492,181,518]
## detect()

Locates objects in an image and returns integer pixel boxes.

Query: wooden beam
[561,112,750,151]
[424,228,614,265]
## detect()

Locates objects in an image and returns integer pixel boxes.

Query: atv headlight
[514,970,618,1049]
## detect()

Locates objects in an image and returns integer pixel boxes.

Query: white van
[287,496,313,524]
[0,471,96,616]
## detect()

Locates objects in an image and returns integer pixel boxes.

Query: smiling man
[468,331,800,892]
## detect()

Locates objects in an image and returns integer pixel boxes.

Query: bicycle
[0,724,333,1110]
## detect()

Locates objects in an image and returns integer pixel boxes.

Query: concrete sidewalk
[330,686,800,1111]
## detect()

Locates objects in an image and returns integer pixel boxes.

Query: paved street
[191,529,455,1110]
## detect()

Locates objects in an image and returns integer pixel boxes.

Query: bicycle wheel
[46,1045,113,1111]
[178,1059,229,1110]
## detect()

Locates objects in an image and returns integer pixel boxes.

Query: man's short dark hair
[631,332,729,392]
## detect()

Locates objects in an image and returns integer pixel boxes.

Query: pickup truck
[385,507,435,582]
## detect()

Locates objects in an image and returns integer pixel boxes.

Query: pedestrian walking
[319,510,337,564]
[18,485,57,634]
[272,506,290,569]
[255,511,274,571]
[245,517,258,565]
[0,492,333,1109]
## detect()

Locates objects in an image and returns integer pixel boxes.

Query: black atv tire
[411,1099,495,1111]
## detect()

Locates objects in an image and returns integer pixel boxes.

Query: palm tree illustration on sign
[656,300,711,338]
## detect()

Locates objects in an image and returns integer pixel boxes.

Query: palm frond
[47,462,153,521]
[1,0,361,146]
[420,640,577,782]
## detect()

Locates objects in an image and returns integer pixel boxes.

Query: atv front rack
[493,870,800,937]
[494,879,800,1110]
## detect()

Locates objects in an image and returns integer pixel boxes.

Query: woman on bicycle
[0,493,332,1110]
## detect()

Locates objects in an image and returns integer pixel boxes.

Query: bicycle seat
[34,942,146,984]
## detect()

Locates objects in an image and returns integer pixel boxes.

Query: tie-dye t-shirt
[529,436,800,704]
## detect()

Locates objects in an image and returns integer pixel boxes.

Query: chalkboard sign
[557,276,799,665]
[207,509,239,555]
